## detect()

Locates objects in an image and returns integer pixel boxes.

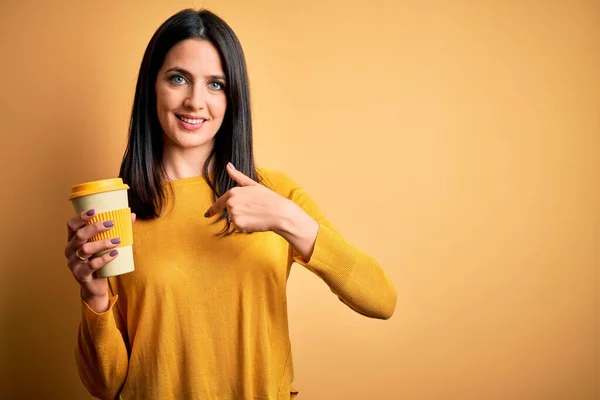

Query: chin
[166,131,215,150]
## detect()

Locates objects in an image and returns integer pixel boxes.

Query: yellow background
[1,0,598,398]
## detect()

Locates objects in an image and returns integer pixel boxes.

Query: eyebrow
[165,67,226,81]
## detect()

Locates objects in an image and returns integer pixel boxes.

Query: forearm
[296,221,396,319]
[76,296,129,399]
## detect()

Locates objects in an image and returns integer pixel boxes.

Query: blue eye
[208,81,224,90]
[169,75,186,85]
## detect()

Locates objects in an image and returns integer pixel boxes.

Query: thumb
[227,162,257,186]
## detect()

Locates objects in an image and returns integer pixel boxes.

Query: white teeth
[180,116,205,125]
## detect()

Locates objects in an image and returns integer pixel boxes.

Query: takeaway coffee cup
[68,178,135,277]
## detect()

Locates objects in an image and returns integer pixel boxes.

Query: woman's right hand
[64,209,136,313]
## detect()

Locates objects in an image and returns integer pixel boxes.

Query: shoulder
[257,167,300,198]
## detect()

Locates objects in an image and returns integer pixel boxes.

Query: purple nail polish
[103,221,114,228]
[111,238,121,244]
[109,250,119,257]
[86,209,95,216]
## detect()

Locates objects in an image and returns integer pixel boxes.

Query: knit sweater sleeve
[263,169,397,320]
[75,282,129,400]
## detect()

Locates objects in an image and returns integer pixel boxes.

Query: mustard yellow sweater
[76,169,396,400]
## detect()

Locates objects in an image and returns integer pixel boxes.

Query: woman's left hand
[204,163,290,233]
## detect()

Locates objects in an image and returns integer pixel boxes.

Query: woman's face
[155,38,227,151]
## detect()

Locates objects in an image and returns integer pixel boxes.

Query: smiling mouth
[176,115,206,125]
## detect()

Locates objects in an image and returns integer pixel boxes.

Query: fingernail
[204,211,210,217]
[86,209,95,216]
[111,238,121,244]
[227,162,235,170]
[109,250,119,257]
[103,221,114,228]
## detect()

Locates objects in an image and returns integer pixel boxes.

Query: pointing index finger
[204,193,230,218]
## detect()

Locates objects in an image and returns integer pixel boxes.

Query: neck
[162,141,214,181]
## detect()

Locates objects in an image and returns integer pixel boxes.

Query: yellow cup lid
[69,178,130,200]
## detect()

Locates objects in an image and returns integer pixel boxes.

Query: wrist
[273,199,319,261]
[273,199,298,236]
[80,287,110,313]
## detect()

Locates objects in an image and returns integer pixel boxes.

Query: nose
[183,84,206,110]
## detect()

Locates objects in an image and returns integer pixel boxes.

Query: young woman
[64,8,396,400]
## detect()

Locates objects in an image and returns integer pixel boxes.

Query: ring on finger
[75,249,88,261]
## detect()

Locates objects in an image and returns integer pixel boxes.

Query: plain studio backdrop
[0,0,598,399]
